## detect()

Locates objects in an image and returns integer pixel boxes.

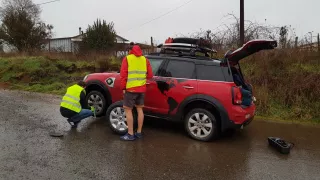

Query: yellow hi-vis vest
[126,54,147,89]
[60,84,85,113]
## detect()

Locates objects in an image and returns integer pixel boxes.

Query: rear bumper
[233,116,254,128]
[221,116,254,131]
[221,105,255,131]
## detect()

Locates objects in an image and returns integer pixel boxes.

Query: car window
[163,60,195,79]
[148,58,164,75]
[196,65,225,81]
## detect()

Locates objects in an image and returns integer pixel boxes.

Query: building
[44,28,130,53]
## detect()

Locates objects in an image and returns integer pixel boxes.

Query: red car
[83,38,277,142]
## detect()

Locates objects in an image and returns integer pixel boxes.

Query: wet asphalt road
[0,89,320,180]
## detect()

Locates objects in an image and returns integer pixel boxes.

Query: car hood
[225,39,277,63]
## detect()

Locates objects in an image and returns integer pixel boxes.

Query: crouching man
[60,81,94,129]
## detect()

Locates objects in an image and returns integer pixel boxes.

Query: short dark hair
[127,42,135,51]
[77,80,86,87]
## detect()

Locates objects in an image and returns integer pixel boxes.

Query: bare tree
[186,13,297,50]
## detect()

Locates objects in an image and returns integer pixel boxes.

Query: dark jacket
[60,90,89,118]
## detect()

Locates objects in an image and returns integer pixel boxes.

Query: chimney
[79,27,81,35]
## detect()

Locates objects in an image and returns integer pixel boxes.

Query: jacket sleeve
[80,90,89,109]
[146,58,153,79]
[120,57,128,90]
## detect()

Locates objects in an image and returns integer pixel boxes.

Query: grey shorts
[123,92,145,109]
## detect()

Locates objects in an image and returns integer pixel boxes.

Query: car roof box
[158,37,217,58]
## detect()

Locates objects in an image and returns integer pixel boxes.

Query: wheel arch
[85,80,112,106]
[176,94,233,132]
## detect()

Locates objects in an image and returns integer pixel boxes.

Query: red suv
[83,38,277,142]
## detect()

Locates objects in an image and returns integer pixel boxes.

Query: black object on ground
[268,137,294,154]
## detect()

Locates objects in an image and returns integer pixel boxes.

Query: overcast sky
[37,0,319,45]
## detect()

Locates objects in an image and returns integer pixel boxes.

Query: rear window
[196,65,225,81]
[163,60,195,79]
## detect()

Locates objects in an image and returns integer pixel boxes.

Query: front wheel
[86,91,106,117]
[184,108,219,142]
[105,101,137,135]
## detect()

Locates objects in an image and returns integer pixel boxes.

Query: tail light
[232,86,242,105]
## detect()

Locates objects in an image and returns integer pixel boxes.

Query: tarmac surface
[0,89,320,180]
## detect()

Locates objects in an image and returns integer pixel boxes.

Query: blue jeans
[69,109,93,124]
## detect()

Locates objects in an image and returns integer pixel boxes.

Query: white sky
[37,0,319,45]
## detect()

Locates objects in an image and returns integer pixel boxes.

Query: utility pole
[151,36,154,52]
[240,0,244,47]
[317,33,319,52]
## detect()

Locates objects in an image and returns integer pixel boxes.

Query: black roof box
[157,37,217,58]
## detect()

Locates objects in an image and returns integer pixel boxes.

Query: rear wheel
[86,91,106,117]
[184,108,219,142]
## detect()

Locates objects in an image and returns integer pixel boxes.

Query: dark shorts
[123,92,145,109]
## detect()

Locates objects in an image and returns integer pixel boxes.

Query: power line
[126,0,194,33]
[35,0,60,6]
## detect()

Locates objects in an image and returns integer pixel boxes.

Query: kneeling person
[60,81,94,129]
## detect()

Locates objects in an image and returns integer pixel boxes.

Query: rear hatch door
[225,39,277,63]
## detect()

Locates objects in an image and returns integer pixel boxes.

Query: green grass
[240,49,320,122]
[0,56,98,95]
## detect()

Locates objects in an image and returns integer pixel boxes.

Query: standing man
[60,81,94,129]
[120,43,153,141]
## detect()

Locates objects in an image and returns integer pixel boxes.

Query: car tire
[105,101,137,135]
[184,108,219,142]
[86,91,107,117]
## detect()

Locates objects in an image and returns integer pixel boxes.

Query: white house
[44,28,129,53]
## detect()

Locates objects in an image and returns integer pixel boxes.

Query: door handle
[146,82,150,85]
[183,86,194,89]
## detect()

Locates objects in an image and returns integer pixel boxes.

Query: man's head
[128,42,135,51]
[77,80,86,88]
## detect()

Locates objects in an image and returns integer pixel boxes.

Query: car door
[147,59,198,116]
[143,57,166,113]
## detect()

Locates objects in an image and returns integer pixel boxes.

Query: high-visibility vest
[60,84,85,113]
[126,54,147,89]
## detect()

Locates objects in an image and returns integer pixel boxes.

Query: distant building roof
[49,33,129,43]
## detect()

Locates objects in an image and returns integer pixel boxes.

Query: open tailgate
[225,39,277,63]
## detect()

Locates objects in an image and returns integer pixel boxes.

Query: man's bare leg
[136,106,144,133]
[124,107,134,135]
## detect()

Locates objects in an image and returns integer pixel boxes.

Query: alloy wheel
[188,112,213,138]
[109,107,127,131]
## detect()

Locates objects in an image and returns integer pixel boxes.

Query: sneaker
[68,120,78,129]
[120,133,136,141]
[134,132,143,139]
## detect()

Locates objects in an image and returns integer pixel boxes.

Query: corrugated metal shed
[44,34,129,53]
[44,38,79,52]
